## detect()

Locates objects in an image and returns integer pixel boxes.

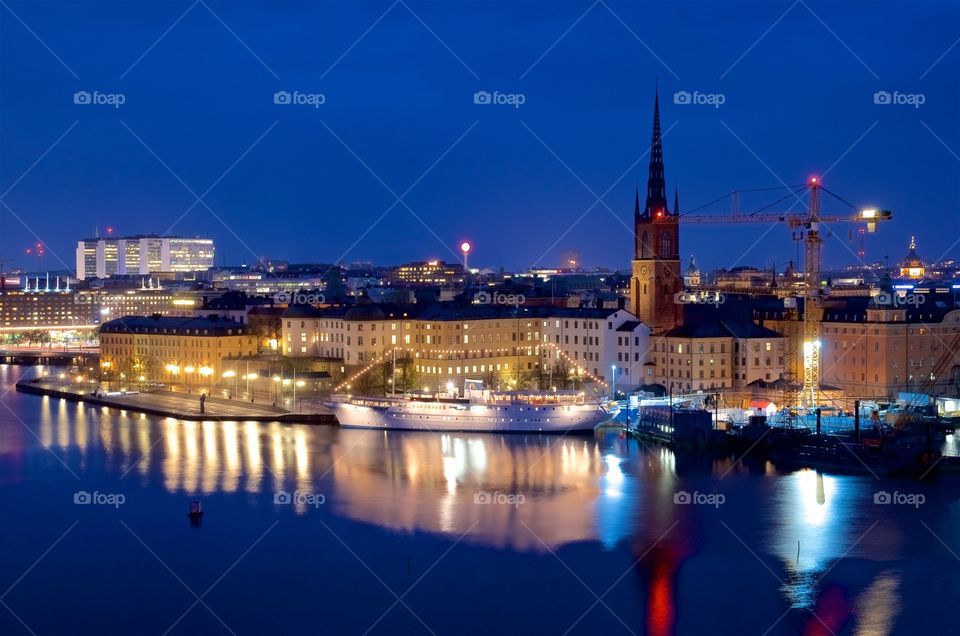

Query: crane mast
[802,180,823,409]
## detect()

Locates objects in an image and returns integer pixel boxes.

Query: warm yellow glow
[184,366,196,374]
[199,366,213,377]
[222,370,236,378]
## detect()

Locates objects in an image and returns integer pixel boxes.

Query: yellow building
[281,303,544,391]
[99,315,258,385]
[648,321,785,393]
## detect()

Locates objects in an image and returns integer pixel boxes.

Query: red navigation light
[656,211,663,218]
[809,177,819,185]
[106,226,113,234]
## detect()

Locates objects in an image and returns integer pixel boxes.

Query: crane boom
[676,179,892,408]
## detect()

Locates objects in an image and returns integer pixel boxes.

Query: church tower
[630,89,682,334]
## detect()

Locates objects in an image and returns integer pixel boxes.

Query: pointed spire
[643,87,668,218]
[634,186,641,216]
[673,185,680,215]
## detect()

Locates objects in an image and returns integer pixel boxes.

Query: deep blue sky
[1,1,958,273]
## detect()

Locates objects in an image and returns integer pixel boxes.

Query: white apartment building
[282,302,651,391]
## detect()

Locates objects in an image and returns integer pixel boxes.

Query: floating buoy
[188,500,204,527]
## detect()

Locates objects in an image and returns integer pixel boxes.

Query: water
[1,365,958,635]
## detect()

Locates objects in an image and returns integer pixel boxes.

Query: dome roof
[899,236,924,268]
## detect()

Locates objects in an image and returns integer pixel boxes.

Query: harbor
[2,364,959,635]
[619,391,960,477]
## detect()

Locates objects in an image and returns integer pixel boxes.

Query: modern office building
[384,260,465,286]
[76,236,215,280]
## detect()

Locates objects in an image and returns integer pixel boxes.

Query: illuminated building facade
[76,236,215,280]
[386,260,465,286]
[757,290,960,401]
[281,303,647,390]
[648,321,785,393]
[99,315,258,384]
[0,290,96,331]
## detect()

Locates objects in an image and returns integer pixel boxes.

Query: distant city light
[460,241,472,254]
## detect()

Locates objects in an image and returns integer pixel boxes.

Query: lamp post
[459,241,472,273]
[611,364,617,400]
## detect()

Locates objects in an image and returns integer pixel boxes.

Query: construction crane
[678,177,892,409]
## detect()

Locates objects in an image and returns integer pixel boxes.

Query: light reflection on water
[3,366,959,634]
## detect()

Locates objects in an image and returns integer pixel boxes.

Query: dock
[15,379,338,424]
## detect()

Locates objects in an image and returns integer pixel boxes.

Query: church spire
[673,185,680,215]
[634,185,641,217]
[643,88,668,218]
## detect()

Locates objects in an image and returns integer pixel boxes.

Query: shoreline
[15,380,338,425]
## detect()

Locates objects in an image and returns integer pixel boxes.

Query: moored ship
[328,384,610,433]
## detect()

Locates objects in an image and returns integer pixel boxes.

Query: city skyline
[1,1,958,274]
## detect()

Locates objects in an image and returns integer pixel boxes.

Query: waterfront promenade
[15,378,337,424]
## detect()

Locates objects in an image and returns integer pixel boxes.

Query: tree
[396,355,420,393]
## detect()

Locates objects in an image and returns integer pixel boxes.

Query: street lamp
[611,364,617,400]
[459,241,472,273]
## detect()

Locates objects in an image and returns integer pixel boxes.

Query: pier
[16,378,337,424]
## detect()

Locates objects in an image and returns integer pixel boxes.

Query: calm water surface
[1,365,958,635]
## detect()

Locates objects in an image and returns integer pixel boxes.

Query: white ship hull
[329,397,609,433]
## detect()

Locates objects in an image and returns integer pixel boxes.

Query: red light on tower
[809,176,819,185]
[106,226,114,235]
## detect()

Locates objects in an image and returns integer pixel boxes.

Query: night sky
[1,1,958,274]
